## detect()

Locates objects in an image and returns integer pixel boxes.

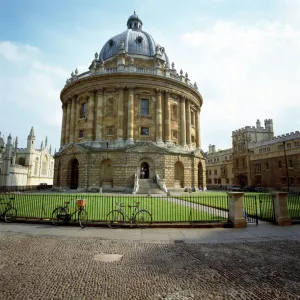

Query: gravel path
[0,232,299,300]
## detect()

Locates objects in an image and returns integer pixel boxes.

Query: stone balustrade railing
[65,67,199,92]
[156,174,168,193]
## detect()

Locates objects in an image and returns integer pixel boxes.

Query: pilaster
[164,90,171,143]
[96,88,104,141]
[65,99,71,144]
[186,99,191,147]
[60,103,67,146]
[87,90,95,140]
[126,87,134,144]
[180,96,186,146]
[156,88,163,143]
[195,107,201,149]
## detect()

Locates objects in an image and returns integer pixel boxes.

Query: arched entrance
[140,162,149,179]
[174,161,184,187]
[238,174,247,187]
[70,159,79,189]
[198,161,204,189]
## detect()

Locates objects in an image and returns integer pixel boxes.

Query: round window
[109,40,115,47]
[136,36,143,44]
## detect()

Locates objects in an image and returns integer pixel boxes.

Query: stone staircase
[136,179,165,194]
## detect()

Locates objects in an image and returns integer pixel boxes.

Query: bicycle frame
[63,202,84,221]
[115,202,140,224]
[0,197,14,217]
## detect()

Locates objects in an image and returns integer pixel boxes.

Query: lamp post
[282,141,290,192]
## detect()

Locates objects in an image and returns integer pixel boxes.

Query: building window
[289,160,293,168]
[171,105,178,120]
[105,99,115,116]
[106,126,114,136]
[208,179,212,184]
[79,130,85,138]
[191,135,195,143]
[80,103,86,118]
[225,156,227,160]
[278,160,282,169]
[140,127,149,136]
[255,164,261,174]
[140,99,149,115]
[278,144,283,150]
[214,170,217,175]
[287,143,291,149]
[294,141,300,147]
[208,170,211,175]
[266,162,269,170]
[172,130,178,140]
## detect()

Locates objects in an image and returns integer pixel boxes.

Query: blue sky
[1,0,300,152]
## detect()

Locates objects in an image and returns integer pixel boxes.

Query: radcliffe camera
[0,3,300,300]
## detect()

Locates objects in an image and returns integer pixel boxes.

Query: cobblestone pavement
[0,232,300,300]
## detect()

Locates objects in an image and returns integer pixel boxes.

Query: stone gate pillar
[272,192,292,226]
[228,192,247,228]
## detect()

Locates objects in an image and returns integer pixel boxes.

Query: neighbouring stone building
[53,12,206,193]
[206,119,300,191]
[0,127,54,187]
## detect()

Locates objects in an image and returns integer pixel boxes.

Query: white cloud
[177,20,300,150]
[0,41,68,150]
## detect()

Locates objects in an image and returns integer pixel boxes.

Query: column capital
[117,86,125,92]
[96,87,104,94]
[128,86,135,93]
[165,89,170,96]
[156,88,161,94]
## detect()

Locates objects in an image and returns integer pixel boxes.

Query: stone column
[186,99,191,147]
[96,88,104,141]
[196,108,201,149]
[117,87,125,142]
[180,96,186,146]
[69,96,76,143]
[74,98,80,142]
[272,192,292,226]
[60,103,67,146]
[87,90,95,140]
[156,89,163,143]
[126,87,134,144]
[164,91,171,143]
[65,99,71,144]
[228,192,247,228]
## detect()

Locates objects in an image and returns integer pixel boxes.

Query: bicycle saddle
[65,201,70,205]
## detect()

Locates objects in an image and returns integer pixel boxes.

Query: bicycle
[0,196,17,223]
[51,199,88,228]
[106,201,152,228]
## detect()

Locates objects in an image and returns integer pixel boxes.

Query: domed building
[54,12,206,193]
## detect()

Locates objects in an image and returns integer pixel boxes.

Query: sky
[1,0,300,153]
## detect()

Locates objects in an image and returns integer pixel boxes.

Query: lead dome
[99,11,169,65]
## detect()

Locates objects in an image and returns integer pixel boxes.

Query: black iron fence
[0,185,53,193]
[259,194,275,223]
[0,194,229,224]
[287,194,300,221]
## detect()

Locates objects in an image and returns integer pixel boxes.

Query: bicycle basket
[76,199,86,207]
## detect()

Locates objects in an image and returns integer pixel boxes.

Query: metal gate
[243,195,258,225]
[259,194,276,223]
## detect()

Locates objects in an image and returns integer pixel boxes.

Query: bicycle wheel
[106,210,124,228]
[134,210,152,228]
[51,207,67,226]
[78,209,88,228]
[4,207,17,223]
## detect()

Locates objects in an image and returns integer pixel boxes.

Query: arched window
[35,158,39,175]
[171,105,178,120]
[106,98,115,116]
[41,155,48,176]
[18,157,25,166]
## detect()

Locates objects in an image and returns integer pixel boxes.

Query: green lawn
[0,193,227,223]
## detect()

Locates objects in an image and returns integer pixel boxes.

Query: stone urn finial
[129,57,134,65]
[180,69,183,75]
[94,52,98,59]
[194,82,198,89]
[71,71,74,77]
[75,68,78,75]
[185,72,188,78]
[171,62,175,69]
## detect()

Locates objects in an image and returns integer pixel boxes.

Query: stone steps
[136,179,165,194]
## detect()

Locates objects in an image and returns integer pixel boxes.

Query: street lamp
[282,141,290,192]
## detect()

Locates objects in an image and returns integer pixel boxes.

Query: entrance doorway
[174,161,184,187]
[198,161,204,189]
[140,162,149,179]
[70,159,79,189]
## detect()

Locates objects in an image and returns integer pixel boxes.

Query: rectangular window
[266,162,269,170]
[287,143,291,149]
[80,103,86,118]
[79,130,85,138]
[140,99,149,115]
[294,141,300,147]
[209,170,211,175]
[214,170,217,175]
[106,126,114,136]
[278,144,283,150]
[171,105,178,120]
[140,127,149,136]
[278,160,282,169]
[289,160,293,167]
